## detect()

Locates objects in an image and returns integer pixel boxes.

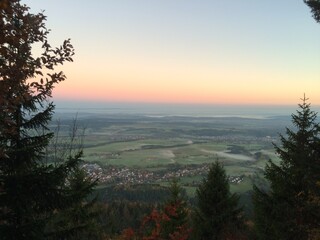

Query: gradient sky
[23,0,320,105]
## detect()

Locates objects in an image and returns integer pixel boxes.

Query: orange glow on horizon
[53,84,320,106]
[48,46,320,106]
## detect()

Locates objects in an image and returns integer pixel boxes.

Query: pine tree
[304,0,320,22]
[192,161,244,240]
[0,1,97,239]
[45,167,102,240]
[161,178,190,239]
[253,96,320,239]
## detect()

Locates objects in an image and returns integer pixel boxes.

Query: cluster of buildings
[82,163,244,186]
[228,175,244,184]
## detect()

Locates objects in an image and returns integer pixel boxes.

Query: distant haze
[54,100,320,119]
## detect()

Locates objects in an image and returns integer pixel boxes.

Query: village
[82,163,244,186]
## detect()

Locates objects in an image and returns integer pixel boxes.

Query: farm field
[52,111,289,196]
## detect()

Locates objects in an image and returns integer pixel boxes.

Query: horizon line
[53,99,312,107]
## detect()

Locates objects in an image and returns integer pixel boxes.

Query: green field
[53,113,287,195]
[83,140,276,167]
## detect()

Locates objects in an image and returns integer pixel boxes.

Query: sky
[23,0,320,105]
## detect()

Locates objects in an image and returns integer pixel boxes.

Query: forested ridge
[1,0,320,239]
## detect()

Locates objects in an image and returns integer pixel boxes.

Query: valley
[52,111,290,196]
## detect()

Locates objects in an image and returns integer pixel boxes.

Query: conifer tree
[0,1,96,239]
[161,178,190,239]
[253,96,320,239]
[192,161,244,240]
[304,0,320,22]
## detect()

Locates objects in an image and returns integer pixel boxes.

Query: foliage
[45,168,101,240]
[0,0,97,238]
[119,206,191,240]
[307,181,320,239]
[192,161,245,240]
[101,200,156,236]
[304,0,320,22]
[118,180,192,240]
[161,178,190,239]
[253,97,320,239]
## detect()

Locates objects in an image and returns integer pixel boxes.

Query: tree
[119,180,192,240]
[161,178,190,239]
[192,161,244,240]
[304,0,320,22]
[0,1,96,239]
[45,167,102,240]
[306,180,320,239]
[120,206,191,240]
[253,96,320,239]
